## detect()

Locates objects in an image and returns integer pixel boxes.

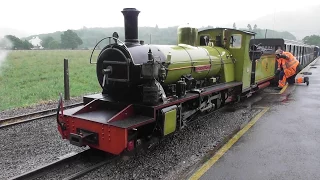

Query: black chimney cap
[121,8,140,44]
[122,8,138,11]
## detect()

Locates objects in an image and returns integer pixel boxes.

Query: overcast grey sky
[1,0,320,36]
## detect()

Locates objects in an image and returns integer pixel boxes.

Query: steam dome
[177,23,198,46]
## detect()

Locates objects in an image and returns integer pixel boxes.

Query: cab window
[230,34,242,48]
[200,35,210,46]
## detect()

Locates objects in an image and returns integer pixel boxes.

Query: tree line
[22,25,301,50]
[0,29,83,50]
[41,29,83,49]
[302,35,320,47]
[2,24,319,50]
[234,23,320,46]
[0,35,33,50]
[232,23,296,40]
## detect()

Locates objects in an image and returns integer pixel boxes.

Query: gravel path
[77,102,262,180]
[0,115,87,179]
[0,96,84,119]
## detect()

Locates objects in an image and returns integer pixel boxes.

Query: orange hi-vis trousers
[279,74,306,87]
[278,71,287,88]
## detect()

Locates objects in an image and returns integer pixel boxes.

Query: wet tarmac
[196,58,320,180]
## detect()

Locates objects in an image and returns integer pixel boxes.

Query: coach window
[299,46,302,58]
[292,46,295,55]
[289,45,291,53]
[230,34,242,49]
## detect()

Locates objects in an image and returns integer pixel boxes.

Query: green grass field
[0,50,101,111]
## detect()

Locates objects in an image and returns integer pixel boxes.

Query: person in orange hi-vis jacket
[274,49,304,90]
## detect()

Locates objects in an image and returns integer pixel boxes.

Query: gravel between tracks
[0,115,87,179]
[77,102,262,180]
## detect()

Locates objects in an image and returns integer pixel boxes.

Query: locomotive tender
[57,8,318,155]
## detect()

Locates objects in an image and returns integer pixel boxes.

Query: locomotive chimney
[121,8,140,44]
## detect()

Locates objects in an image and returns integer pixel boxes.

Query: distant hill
[239,28,296,40]
[23,26,179,48]
[226,5,320,40]
[22,26,297,49]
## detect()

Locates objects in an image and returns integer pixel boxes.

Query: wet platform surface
[195,58,320,180]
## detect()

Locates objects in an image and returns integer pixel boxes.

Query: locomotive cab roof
[198,27,256,35]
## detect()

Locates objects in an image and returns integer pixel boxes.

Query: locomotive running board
[62,99,155,129]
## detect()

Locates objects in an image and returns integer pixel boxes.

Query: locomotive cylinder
[121,8,140,44]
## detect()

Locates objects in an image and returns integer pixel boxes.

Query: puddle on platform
[280,94,292,103]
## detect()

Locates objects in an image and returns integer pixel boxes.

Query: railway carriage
[283,39,315,67]
[56,8,317,155]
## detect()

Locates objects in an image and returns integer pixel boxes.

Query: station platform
[189,58,320,180]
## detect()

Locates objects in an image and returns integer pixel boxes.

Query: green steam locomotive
[56,8,317,155]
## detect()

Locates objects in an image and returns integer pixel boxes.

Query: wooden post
[64,59,70,100]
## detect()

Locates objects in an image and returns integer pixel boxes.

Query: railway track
[0,102,83,128]
[9,149,117,180]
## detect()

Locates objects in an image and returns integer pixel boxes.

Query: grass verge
[0,50,101,111]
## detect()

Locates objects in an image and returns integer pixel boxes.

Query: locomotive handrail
[89,36,133,64]
[89,37,109,64]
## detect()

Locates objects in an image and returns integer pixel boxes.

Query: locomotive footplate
[69,128,99,147]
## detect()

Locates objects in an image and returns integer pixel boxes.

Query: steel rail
[9,150,89,180]
[62,156,119,180]
[0,102,83,128]
[9,149,118,180]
